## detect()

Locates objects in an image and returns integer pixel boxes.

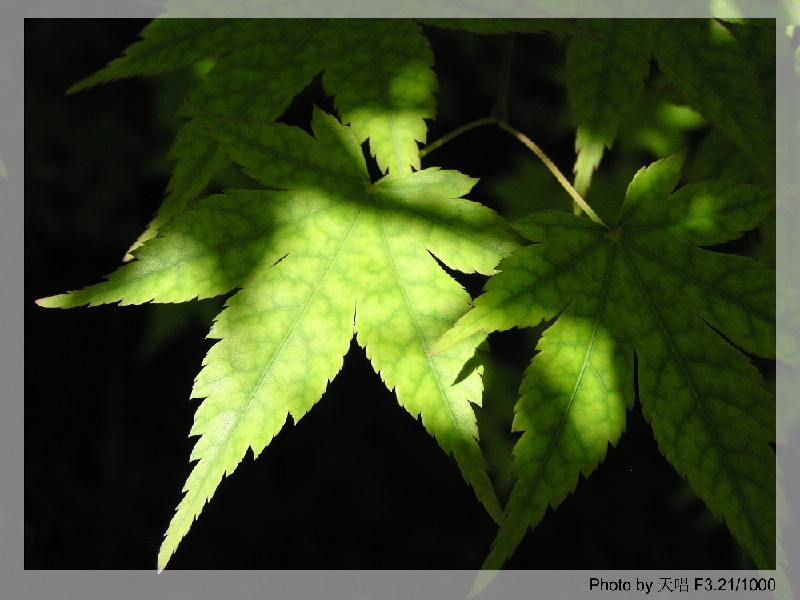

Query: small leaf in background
[653,19,774,183]
[566,19,654,196]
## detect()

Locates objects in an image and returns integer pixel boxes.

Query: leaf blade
[159,232,360,570]
[147,108,518,567]
[441,154,775,574]
[322,19,437,176]
[566,19,653,195]
[481,240,634,573]
[653,20,774,182]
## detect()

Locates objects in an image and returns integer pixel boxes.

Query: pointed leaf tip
[35,295,62,308]
[428,337,452,356]
[469,570,500,597]
[35,293,93,309]
[431,313,487,356]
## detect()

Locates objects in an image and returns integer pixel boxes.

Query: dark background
[26,19,745,570]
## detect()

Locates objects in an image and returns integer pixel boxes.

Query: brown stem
[496,121,606,228]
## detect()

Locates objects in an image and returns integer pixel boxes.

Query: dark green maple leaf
[434,153,775,578]
[567,19,654,197]
[567,18,773,196]
[71,18,438,254]
[38,108,520,570]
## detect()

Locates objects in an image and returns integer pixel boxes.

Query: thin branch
[497,121,607,228]
[418,117,496,159]
[420,35,514,160]
[419,32,605,228]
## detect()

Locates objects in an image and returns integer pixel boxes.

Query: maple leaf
[566,19,654,197]
[434,154,775,578]
[567,19,773,196]
[38,107,520,570]
[70,18,438,255]
[70,17,603,259]
[70,18,436,177]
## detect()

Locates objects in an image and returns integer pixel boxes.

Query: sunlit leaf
[39,108,519,569]
[435,154,775,582]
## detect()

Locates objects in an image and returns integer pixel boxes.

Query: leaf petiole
[420,116,606,228]
[497,121,607,228]
[419,30,606,229]
[418,116,496,159]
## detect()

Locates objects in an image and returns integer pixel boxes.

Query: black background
[26,19,744,570]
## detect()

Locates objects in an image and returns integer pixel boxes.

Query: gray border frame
[7,1,797,599]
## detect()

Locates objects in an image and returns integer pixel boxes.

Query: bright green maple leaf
[434,153,775,579]
[38,108,520,570]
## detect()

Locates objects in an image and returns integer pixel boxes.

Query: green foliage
[567,18,774,196]
[434,153,775,575]
[71,19,437,257]
[40,105,519,569]
[37,18,776,578]
[567,19,654,196]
